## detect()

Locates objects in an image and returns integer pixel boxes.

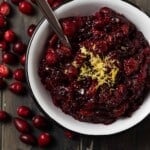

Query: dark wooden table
[0,0,150,150]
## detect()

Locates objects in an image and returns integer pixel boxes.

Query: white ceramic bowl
[26,0,150,135]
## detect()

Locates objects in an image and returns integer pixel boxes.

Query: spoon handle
[36,0,71,48]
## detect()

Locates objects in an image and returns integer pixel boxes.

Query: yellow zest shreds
[78,47,119,88]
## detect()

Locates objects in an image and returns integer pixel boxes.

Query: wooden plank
[0,0,150,150]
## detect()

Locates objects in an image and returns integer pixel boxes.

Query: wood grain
[0,0,150,150]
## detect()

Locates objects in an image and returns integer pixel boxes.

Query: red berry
[38,132,52,147]
[27,24,36,37]
[0,2,11,16]
[0,64,10,78]
[19,1,33,15]
[11,0,24,5]
[17,106,32,118]
[4,29,16,43]
[45,49,57,65]
[0,78,6,89]
[0,110,10,122]
[13,68,25,81]
[19,134,37,145]
[32,115,48,130]
[2,52,17,64]
[13,41,26,55]
[9,82,25,94]
[20,54,26,65]
[0,15,7,28]
[0,40,7,51]
[14,117,31,133]
[64,130,74,139]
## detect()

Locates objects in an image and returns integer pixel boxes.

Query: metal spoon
[36,0,71,48]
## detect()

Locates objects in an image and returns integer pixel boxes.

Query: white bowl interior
[27,0,150,135]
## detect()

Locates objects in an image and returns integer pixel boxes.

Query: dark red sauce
[38,7,150,124]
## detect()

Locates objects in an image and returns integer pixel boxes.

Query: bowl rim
[26,0,150,135]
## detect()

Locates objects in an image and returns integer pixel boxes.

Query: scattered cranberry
[13,41,26,55]
[14,117,31,133]
[9,82,25,94]
[4,29,16,43]
[0,78,6,89]
[0,2,11,16]
[0,110,10,122]
[20,54,26,65]
[19,134,37,145]
[0,64,10,78]
[0,15,7,28]
[45,49,58,65]
[17,106,32,118]
[13,68,25,81]
[11,0,24,5]
[2,52,17,65]
[38,132,52,147]
[64,130,74,139]
[19,1,34,15]
[27,24,36,37]
[0,40,7,51]
[32,115,48,130]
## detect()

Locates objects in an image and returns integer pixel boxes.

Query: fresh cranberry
[17,106,32,118]
[4,29,16,43]
[27,24,36,37]
[9,82,25,94]
[62,20,77,37]
[19,1,34,15]
[13,68,25,81]
[19,134,37,145]
[45,49,58,65]
[14,117,31,133]
[11,0,24,5]
[0,2,11,16]
[64,130,74,139]
[0,15,7,28]
[0,64,10,78]
[20,54,26,65]
[2,52,17,65]
[32,115,48,130]
[13,41,26,54]
[0,110,10,122]
[0,40,7,51]
[0,78,6,89]
[38,132,52,147]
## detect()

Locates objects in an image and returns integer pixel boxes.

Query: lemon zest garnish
[78,47,119,88]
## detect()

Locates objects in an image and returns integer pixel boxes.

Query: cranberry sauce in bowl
[38,7,150,124]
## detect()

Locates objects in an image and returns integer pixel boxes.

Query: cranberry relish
[38,7,150,124]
